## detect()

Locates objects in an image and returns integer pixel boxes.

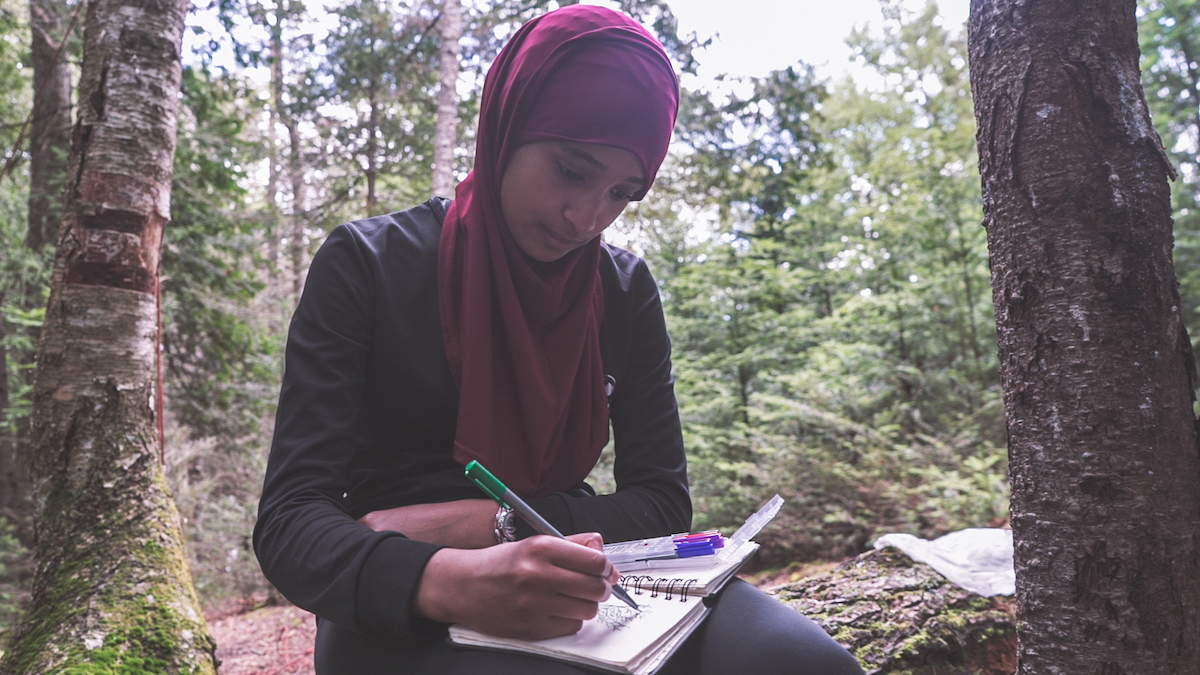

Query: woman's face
[500,141,646,262]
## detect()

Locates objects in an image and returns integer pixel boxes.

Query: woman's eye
[558,163,584,181]
[611,188,635,202]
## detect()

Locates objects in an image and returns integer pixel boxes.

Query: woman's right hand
[413,532,617,640]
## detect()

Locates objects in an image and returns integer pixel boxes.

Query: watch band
[494,505,517,543]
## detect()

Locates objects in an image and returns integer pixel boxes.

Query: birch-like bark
[287,115,306,299]
[26,0,73,251]
[0,295,12,522]
[969,0,1200,672]
[268,0,307,301]
[0,0,216,670]
[267,17,283,283]
[431,0,462,198]
[366,75,379,216]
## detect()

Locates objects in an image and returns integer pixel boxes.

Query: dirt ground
[208,603,316,675]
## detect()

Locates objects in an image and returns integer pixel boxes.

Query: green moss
[0,476,214,675]
[772,549,1015,674]
[61,606,178,675]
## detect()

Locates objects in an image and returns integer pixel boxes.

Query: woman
[254,6,863,674]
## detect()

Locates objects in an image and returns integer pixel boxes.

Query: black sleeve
[518,258,693,543]
[253,224,444,640]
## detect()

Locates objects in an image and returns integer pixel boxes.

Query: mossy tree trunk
[776,548,1017,675]
[0,0,217,671]
[969,0,1200,672]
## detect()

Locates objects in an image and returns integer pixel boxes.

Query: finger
[566,531,604,551]
[529,536,612,578]
[542,593,602,622]
[533,563,613,603]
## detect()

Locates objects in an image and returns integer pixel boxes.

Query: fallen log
[771,547,1016,675]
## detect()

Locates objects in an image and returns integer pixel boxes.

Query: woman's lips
[539,223,577,252]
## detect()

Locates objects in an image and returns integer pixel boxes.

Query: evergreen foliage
[163,66,279,603]
[612,1,1007,564]
[1140,0,1200,357]
[0,0,42,639]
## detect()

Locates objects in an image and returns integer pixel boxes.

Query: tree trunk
[0,0,216,670]
[969,0,1200,673]
[26,0,73,251]
[366,75,379,216]
[431,0,461,199]
[775,548,1017,675]
[0,293,12,522]
[268,0,307,301]
[268,17,283,284]
[287,115,306,299]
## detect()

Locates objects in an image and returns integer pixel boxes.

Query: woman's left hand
[358,499,498,548]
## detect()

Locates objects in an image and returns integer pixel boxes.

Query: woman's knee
[694,580,864,675]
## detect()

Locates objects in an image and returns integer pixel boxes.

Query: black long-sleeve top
[253,198,691,641]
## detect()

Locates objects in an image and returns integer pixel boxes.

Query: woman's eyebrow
[560,143,608,170]
[559,143,647,187]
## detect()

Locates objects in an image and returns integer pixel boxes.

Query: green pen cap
[465,460,508,505]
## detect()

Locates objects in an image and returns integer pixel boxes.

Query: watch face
[495,507,518,543]
[500,510,517,539]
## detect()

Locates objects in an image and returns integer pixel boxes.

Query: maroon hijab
[438,5,678,498]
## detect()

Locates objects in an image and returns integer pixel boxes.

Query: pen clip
[465,460,508,505]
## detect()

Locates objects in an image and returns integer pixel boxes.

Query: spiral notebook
[449,590,709,675]
[447,541,759,674]
[448,496,782,674]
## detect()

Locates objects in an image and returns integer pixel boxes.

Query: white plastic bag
[873,528,1014,597]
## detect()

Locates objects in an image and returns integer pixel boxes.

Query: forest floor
[205,561,844,675]
[208,601,317,675]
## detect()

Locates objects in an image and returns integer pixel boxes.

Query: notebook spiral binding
[623,575,699,602]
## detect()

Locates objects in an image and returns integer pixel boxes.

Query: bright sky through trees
[183,0,971,91]
[666,0,969,83]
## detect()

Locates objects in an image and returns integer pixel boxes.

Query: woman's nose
[563,192,606,237]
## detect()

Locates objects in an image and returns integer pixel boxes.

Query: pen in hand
[465,460,640,613]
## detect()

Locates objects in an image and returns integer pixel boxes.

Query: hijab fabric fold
[438,5,679,498]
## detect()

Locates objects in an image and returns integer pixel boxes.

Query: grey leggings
[314,579,865,675]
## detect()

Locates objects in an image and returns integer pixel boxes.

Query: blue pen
[465,460,640,612]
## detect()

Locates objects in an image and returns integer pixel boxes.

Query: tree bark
[0,293,12,522]
[269,0,307,301]
[267,16,283,284]
[0,0,217,670]
[366,74,379,216]
[26,0,73,251]
[969,0,1200,673]
[287,115,306,299]
[775,548,1016,675]
[431,0,462,199]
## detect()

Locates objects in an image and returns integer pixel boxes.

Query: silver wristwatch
[494,505,517,543]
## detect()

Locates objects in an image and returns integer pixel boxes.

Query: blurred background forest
[0,0,1196,642]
